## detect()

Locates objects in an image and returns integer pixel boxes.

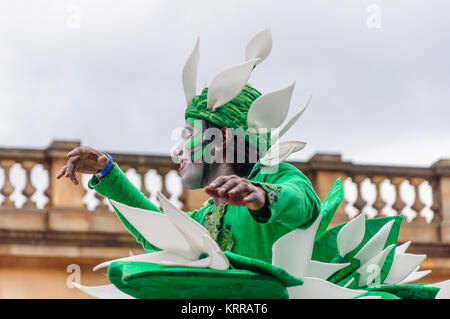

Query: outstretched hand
[56,146,110,185]
[204,175,266,211]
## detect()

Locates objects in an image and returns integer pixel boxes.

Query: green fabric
[107,261,289,299]
[185,84,271,151]
[89,161,321,264]
[185,84,261,131]
[224,251,304,287]
[366,284,439,299]
[315,178,344,239]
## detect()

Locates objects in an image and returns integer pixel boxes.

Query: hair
[204,119,260,177]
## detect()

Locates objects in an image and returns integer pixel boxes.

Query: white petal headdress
[181,28,312,167]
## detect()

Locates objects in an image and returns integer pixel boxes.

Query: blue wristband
[98,153,114,178]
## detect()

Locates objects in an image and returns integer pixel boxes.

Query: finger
[56,165,67,179]
[97,154,109,166]
[65,156,80,177]
[69,172,79,185]
[228,183,251,197]
[209,175,233,189]
[204,187,219,198]
[67,147,82,158]
[217,179,240,197]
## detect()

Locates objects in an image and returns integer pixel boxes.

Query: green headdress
[181,29,312,166]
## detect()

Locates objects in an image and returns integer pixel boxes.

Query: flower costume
[74,29,450,299]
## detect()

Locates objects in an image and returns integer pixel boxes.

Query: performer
[57,29,449,299]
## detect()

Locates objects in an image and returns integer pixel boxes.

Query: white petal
[356,244,394,287]
[157,192,209,254]
[384,252,427,283]
[288,277,366,299]
[427,280,450,299]
[353,220,394,265]
[304,260,350,280]
[182,37,200,106]
[72,283,135,299]
[395,240,411,254]
[244,28,272,65]
[272,215,321,277]
[271,96,311,145]
[427,279,450,289]
[202,234,230,270]
[108,199,195,259]
[260,140,306,167]
[93,251,193,272]
[435,282,450,299]
[157,192,229,270]
[207,59,259,110]
[247,82,295,130]
[336,213,366,257]
[399,270,432,284]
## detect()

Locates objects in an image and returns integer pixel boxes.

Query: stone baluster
[156,167,171,199]
[1,160,15,207]
[43,161,52,209]
[136,166,151,198]
[371,176,386,217]
[95,192,107,210]
[410,177,426,222]
[21,161,37,209]
[352,175,367,213]
[178,187,189,211]
[391,177,406,214]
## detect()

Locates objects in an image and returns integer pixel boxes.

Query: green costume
[89,160,321,264]
[73,28,449,299]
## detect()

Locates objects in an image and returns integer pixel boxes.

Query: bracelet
[97,153,114,178]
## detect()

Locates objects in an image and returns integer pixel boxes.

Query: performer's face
[172,118,207,189]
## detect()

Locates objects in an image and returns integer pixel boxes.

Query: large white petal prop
[356,244,394,287]
[247,82,295,130]
[157,192,207,258]
[336,213,366,257]
[304,260,350,280]
[207,58,259,110]
[270,96,312,145]
[157,192,229,270]
[108,199,195,259]
[259,140,306,167]
[384,252,426,284]
[182,37,200,106]
[272,215,321,277]
[288,277,366,299]
[72,283,134,299]
[244,28,272,65]
[353,220,394,265]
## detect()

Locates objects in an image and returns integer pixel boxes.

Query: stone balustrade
[0,141,449,260]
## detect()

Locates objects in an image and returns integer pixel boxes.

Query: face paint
[185,117,207,163]
[174,118,208,190]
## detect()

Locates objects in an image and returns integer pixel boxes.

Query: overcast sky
[0,0,449,167]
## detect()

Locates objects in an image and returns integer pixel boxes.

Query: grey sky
[0,0,449,166]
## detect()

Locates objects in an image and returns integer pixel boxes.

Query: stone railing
[0,141,449,258]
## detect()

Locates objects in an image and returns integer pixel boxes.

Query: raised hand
[204,175,266,211]
[56,146,110,185]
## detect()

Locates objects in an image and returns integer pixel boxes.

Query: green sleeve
[90,163,205,252]
[249,164,321,229]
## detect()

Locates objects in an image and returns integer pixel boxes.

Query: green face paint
[186,117,206,162]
